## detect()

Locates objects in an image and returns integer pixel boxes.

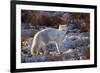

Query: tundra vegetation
[21,10,90,63]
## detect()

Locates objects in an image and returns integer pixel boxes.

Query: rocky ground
[21,24,90,63]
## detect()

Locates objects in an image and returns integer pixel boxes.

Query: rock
[21,29,38,37]
[21,23,90,62]
[79,32,90,38]
[61,32,90,51]
[21,55,47,62]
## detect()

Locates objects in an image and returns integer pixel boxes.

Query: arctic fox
[31,25,67,56]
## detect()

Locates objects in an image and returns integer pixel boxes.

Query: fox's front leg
[55,42,60,54]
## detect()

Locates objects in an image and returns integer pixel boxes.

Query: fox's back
[37,28,59,42]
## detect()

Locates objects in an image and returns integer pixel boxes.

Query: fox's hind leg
[36,42,47,55]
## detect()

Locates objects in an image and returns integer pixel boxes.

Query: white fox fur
[31,25,67,56]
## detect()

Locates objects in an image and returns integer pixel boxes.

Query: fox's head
[59,25,67,32]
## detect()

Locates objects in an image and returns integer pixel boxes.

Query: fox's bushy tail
[30,32,40,56]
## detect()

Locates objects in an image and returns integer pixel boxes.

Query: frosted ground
[21,24,90,63]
